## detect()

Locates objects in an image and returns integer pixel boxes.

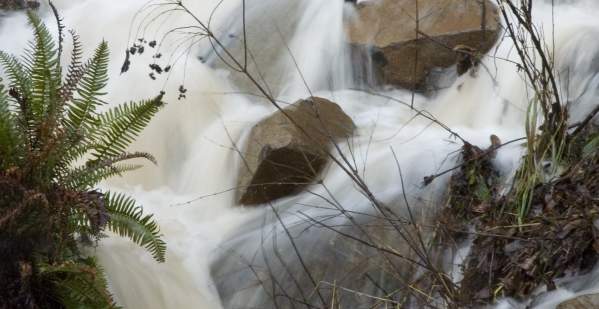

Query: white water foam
[1,0,599,308]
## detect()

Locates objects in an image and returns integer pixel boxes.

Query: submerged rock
[237,97,355,205]
[211,210,433,308]
[558,294,599,309]
[199,0,306,96]
[346,0,500,91]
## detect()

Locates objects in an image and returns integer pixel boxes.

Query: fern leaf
[68,207,95,238]
[40,258,120,309]
[24,11,61,128]
[0,52,35,141]
[63,163,143,190]
[64,40,109,135]
[0,51,31,100]
[0,79,22,167]
[49,1,66,63]
[92,94,164,161]
[61,151,156,190]
[60,30,85,104]
[105,192,166,262]
[86,151,157,168]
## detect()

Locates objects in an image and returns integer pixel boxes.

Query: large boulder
[200,0,306,96]
[212,214,426,308]
[558,294,599,309]
[346,0,500,90]
[237,97,355,205]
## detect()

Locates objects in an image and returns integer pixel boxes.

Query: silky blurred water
[1,0,599,308]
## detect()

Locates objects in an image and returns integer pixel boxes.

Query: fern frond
[64,40,109,135]
[51,32,90,175]
[49,1,66,63]
[24,11,60,128]
[67,207,95,237]
[0,51,31,100]
[87,151,157,167]
[40,258,120,309]
[113,151,157,164]
[60,30,85,104]
[63,163,142,190]
[65,189,107,237]
[0,11,166,309]
[105,192,166,262]
[49,140,94,182]
[0,52,36,150]
[92,94,164,161]
[60,149,156,190]
[0,79,22,167]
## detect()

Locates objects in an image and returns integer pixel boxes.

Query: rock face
[346,0,500,90]
[212,214,427,308]
[237,97,355,205]
[558,294,599,309]
[200,0,305,96]
[0,0,39,10]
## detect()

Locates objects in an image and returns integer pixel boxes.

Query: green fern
[0,51,34,151]
[0,51,32,103]
[64,163,142,191]
[0,10,167,308]
[63,152,156,190]
[0,79,21,168]
[64,40,108,134]
[60,30,85,103]
[105,192,167,263]
[92,95,164,161]
[39,258,121,309]
[26,11,60,120]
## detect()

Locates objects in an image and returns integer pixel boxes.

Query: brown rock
[558,294,599,309]
[557,294,599,309]
[346,0,500,90]
[211,203,441,308]
[237,97,355,205]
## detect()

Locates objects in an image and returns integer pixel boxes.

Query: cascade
[1,0,599,308]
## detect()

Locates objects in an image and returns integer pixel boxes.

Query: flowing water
[2,0,599,308]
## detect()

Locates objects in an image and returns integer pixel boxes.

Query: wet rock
[346,0,500,91]
[0,0,39,10]
[199,0,305,96]
[558,294,599,309]
[211,209,434,308]
[237,97,355,205]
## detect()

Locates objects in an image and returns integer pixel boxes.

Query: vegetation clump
[449,127,599,305]
[425,1,599,306]
[0,11,165,308]
[444,140,500,223]
[435,123,599,307]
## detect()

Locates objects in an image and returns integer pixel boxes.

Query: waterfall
[2,0,599,308]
